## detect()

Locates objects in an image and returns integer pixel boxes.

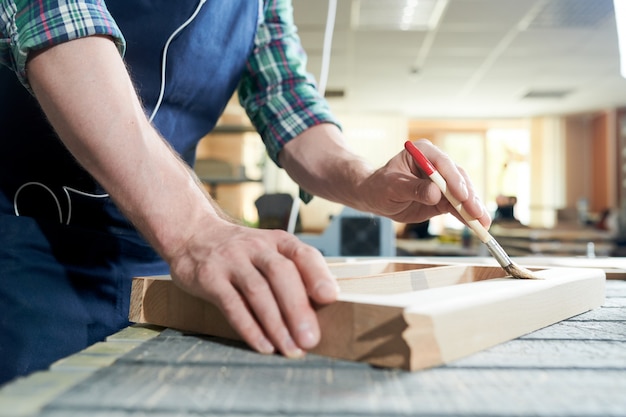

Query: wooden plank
[603,297,626,308]
[605,280,626,297]
[40,358,626,417]
[450,339,626,369]
[334,268,605,370]
[570,307,626,321]
[117,328,361,368]
[331,262,509,294]
[0,326,166,417]
[513,257,626,280]
[130,263,605,371]
[116,328,626,371]
[130,277,239,342]
[520,321,626,341]
[0,371,93,417]
[425,256,626,280]
[21,321,626,417]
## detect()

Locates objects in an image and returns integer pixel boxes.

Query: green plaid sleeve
[0,0,125,89]
[238,0,341,169]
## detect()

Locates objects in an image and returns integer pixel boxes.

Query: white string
[287,0,337,234]
[62,186,110,225]
[317,0,337,95]
[14,182,63,223]
[149,0,207,123]
[13,182,110,225]
[12,1,210,225]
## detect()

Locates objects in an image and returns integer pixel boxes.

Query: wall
[564,111,617,217]
[529,117,565,228]
[408,115,617,229]
[196,100,620,233]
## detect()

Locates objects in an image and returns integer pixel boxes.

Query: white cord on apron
[149,0,207,123]
[13,182,109,225]
[14,0,208,225]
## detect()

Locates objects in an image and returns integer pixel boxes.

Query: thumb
[408,176,442,206]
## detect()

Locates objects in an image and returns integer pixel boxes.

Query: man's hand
[168,220,339,358]
[281,126,490,229]
[26,35,337,358]
[358,139,491,228]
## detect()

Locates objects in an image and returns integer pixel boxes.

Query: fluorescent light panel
[354,0,446,31]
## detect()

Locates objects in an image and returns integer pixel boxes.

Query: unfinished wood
[130,278,239,342]
[326,259,441,278]
[129,263,605,371]
[420,256,626,280]
[510,256,626,280]
[330,262,512,294]
[5,281,625,417]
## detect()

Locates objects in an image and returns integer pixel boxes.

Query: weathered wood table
[1,275,625,417]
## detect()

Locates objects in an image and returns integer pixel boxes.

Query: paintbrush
[404,141,539,279]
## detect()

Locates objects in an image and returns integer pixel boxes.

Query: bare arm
[279,123,491,227]
[28,35,219,255]
[27,35,338,357]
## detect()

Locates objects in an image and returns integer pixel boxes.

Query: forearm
[26,36,226,260]
[280,125,490,226]
[279,123,375,211]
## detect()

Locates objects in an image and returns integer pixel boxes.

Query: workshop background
[196,0,626,258]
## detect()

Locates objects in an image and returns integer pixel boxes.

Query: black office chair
[254,193,301,232]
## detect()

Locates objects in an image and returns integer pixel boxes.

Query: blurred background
[196,0,626,258]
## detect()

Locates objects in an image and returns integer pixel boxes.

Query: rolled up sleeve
[0,0,125,90]
[238,0,340,168]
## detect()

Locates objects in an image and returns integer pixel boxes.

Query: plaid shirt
[0,0,339,177]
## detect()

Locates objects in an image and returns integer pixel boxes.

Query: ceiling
[291,0,626,119]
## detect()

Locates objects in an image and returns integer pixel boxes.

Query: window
[431,128,531,233]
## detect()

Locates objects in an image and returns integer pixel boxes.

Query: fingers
[277,236,339,304]
[230,258,313,358]
[253,232,338,352]
[407,139,490,226]
[410,139,469,200]
[254,252,320,352]
[208,279,276,355]
[451,165,491,228]
[198,258,318,358]
[175,228,336,360]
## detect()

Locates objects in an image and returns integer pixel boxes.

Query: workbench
[1,269,625,417]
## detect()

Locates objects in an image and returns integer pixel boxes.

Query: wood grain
[5,280,624,417]
[41,318,626,417]
[129,262,605,371]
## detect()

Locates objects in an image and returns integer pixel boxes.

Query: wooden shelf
[212,125,256,134]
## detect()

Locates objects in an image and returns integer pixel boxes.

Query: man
[0,0,489,384]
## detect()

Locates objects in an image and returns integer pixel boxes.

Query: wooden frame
[129,261,605,371]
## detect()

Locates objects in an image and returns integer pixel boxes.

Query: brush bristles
[503,262,541,280]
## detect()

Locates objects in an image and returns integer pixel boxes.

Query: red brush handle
[403,140,492,243]
[404,141,435,176]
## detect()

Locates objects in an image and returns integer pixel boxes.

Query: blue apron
[0,0,259,384]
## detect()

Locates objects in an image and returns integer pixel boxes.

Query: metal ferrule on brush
[484,238,512,268]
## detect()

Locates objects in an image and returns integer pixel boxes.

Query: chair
[254,193,301,232]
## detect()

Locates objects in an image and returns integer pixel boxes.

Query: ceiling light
[401,1,417,30]
[522,89,573,99]
[354,0,447,31]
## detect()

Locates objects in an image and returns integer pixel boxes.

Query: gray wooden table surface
[1,280,625,417]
